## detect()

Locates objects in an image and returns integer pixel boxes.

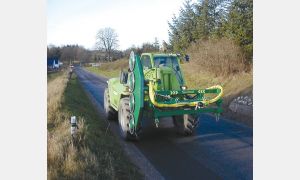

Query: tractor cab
[140,53,185,91]
[141,53,181,69]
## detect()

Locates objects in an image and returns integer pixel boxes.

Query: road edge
[75,69,165,180]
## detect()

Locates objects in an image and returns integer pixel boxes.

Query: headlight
[181,86,187,90]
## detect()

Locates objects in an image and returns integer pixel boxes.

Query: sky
[47,0,191,50]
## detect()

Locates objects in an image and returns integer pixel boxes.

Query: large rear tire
[104,88,117,120]
[173,114,199,135]
[118,98,135,140]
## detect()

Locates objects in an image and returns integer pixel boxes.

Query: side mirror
[120,70,128,84]
[176,54,184,64]
[184,55,190,62]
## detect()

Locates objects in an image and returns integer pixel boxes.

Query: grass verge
[181,64,253,126]
[47,71,142,179]
[47,70,64,82]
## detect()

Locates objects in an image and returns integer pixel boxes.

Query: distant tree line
[47,44,124,64]
[47,37,161,64]
[168,0,253,61]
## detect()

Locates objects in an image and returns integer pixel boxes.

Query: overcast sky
[47,0,192,50]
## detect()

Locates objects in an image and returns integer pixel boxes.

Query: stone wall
[229,96,253,116]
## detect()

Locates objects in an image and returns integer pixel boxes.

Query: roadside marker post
[70,116,78,137]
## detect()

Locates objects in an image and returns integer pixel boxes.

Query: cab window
[141,55,152,69]
[154,56,179,68]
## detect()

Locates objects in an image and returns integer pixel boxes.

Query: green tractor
[104,51,223,140]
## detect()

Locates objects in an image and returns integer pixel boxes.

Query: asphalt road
[75,67,253,180]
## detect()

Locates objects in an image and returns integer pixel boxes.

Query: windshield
[153,56,184,84]
[153,56,179,68]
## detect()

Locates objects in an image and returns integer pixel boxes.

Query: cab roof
[141,53,179,57]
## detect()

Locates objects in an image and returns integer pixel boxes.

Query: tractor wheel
[104,88,117,120]
[118,98,135,140]
[173,114,199,135]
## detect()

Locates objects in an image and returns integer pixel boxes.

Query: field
[86,59,128,78]
[47,71,142,179]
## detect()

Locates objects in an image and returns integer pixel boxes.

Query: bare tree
[95,27,119,61]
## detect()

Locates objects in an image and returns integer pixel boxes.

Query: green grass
[47,72,143,179]
[86,66,120,78]
[85,58,128,78]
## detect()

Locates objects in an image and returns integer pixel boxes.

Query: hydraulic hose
[202,85,224,105]
[148,81,223,108]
